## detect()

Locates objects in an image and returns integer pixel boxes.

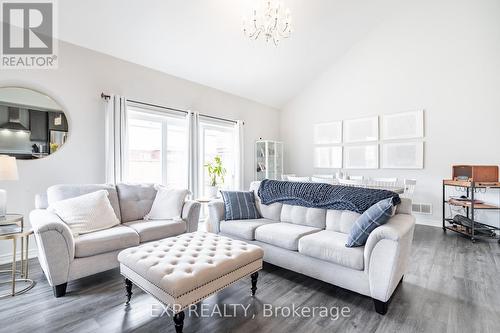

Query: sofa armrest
[207,200,224,233]
[30,209,75,287]
[181,200,201,233]
[364,213,415,302]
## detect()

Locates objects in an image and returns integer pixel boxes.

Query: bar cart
[442,179,500,243]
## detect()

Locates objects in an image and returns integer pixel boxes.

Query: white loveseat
[30,183,200,297]
[208,181,415,314]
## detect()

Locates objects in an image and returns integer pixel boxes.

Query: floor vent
[412,203,433,215]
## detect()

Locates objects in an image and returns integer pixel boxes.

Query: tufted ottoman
[117,231,264,333]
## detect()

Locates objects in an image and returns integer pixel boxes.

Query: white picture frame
[343,116,378,143]
[314,121,342,144]
[381,110,424,140]
[381,142,424,169]
[344,144,379,169]
[314,146,342,169]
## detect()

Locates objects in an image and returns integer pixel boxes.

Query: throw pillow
[144,186,190,220]
[221,191,261,221]
[346,197,394,247]
[48,190,120,236]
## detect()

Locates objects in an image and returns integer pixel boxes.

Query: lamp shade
[0,155,18,181]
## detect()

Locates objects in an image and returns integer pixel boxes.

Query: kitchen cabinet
[29,110,48,141]
[48,112,68,131]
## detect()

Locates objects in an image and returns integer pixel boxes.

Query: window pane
[166,120,187,188]
[127,116,162,184]
[126,108,187,187]
[199,121,236,196]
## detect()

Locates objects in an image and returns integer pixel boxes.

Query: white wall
[0,41,280,262]
[281,0,500,225]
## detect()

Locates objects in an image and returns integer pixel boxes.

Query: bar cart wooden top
[445,200,500,210]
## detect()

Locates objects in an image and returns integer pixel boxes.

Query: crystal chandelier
[243,1,292,46]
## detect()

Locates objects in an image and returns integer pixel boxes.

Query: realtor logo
[1,0,58,68]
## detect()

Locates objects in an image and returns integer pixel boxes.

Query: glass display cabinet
[255,140,283,181]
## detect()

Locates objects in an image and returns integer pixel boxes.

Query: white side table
[195,198,214,232]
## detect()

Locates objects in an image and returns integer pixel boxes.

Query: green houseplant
[205,156,227,198]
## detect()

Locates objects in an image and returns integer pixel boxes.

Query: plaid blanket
[258,179,400,214]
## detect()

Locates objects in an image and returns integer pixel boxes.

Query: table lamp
[0,155,19,217]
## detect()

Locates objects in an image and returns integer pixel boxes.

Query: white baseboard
[415,215,442,228]
[0,248,38,266]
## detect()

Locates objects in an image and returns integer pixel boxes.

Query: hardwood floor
[1,225,499,333]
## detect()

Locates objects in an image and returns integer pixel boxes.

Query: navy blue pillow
[346,198,394,247]
[221,191,261,221]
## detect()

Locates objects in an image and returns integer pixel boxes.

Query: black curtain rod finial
[101,92,111,100]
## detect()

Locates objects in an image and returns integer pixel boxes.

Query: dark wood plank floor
[1,225,499,333]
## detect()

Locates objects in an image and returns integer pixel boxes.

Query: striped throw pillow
[221,191,261,221]
[345,198,394,247]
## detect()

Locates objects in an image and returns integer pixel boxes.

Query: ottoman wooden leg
[125,278,133,305]
[251,272,259,296]
[173,310,185,333]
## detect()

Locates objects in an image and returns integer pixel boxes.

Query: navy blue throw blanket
[258,179,401,214]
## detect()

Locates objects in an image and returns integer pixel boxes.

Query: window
[126,104,188,188]
[198,117,237,196]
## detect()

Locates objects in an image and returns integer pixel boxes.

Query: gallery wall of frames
[313,110,424,170]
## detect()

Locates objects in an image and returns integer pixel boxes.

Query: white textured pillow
[48,190,120,236]
[144,186,190,220]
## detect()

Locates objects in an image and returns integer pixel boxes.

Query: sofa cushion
[220,218,277,240]
[124,219,186,243]
[325,210,361,234]
[221,191,261,220]
[250,181,282,221]
[254,222,321,251]
[48,190,120,236]
[116,184,157,222]
[298,230,364,270]
[145,186,190,220]
[280,204,326,228]
[74,225,139,258]
[47,184,121,221]
[396,198,412,215]
[255,200,282,221]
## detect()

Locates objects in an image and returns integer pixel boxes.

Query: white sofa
[208,181,415,314]
[30,183,200,297]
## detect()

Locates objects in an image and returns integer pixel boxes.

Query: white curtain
[105,98,242,193]
[104,95,128,184]
[234,120,244,190]
[187,111,199,198]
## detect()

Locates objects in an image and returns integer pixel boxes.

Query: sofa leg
[53,283,67,298]
[373,299,388,315]
[373,275,404,314]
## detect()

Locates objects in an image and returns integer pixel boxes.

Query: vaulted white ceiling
[59,0,399,108]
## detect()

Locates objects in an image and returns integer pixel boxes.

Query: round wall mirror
[0,87,68,159]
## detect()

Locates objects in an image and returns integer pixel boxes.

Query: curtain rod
[101,92,240,125]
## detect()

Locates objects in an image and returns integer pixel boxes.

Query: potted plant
[204,156,226,198]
